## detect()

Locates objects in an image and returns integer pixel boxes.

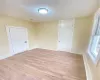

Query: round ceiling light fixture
[38,8,48,14]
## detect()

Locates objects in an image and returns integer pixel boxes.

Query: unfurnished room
[0,0,100,80]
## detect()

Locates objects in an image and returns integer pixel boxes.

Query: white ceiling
[0,0,98,22]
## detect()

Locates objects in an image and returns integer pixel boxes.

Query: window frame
[88,9,100,64]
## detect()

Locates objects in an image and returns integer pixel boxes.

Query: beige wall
[83,16,100,80]
[72,17,93,54]
[0,15,93,57]
[87,3,100,80]
[80,3,100,79]
[34,18,93,53]
[35,22,58,50]
[0,15,36,58]
[82,2,100,79]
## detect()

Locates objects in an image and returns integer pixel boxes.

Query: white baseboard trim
[28,48,37,50]
[28,46,39,50]
[83,54,92,80]
[0,48,37,60]
[33,47,57,51]
[0,54,14,60]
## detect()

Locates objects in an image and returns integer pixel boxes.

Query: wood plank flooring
[0,49,86,80]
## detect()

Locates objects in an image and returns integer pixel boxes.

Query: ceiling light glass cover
[38,8,48,14]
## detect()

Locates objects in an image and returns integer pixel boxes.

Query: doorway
[57,20,74,52]
[6,26,29,55]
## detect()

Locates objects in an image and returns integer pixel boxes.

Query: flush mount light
[38,8,48,14]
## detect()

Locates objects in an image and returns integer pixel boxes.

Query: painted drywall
[0,15,36,58]
[34,18,93,53]
[83,16,100,80]
[85,3,100,80]
[0,15,94,57]
[80,7,100,80]
[35,22,58,50]
[72,16,93,54]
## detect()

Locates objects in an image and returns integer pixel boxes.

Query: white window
[88,13,100,64]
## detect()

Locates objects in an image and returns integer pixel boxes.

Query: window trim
[88,9,100,65]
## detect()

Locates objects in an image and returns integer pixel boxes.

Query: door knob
[24,41,27,43]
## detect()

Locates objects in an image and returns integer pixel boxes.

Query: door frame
[57,19,75,52]
[6,26,29,55]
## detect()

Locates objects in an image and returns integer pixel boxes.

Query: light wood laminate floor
[0,49,86,80]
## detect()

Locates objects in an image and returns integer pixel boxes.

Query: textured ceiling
[0,0,98,22]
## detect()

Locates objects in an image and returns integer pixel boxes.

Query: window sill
[88,50,99,65]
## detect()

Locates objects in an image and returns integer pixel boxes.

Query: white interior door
[58,20,74,52]
[8,27,29,54]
